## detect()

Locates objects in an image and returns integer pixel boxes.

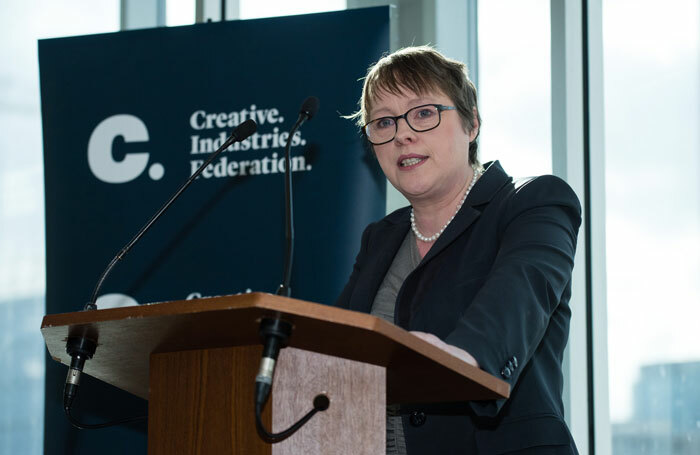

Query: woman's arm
[444,175,581,415]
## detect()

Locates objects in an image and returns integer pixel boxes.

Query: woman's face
[369,87,477,205]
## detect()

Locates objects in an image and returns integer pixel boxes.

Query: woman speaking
[336,46,581,454]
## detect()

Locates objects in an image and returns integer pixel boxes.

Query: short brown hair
[351,46,481,164]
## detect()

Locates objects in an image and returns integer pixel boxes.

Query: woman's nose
[394,117,416,144]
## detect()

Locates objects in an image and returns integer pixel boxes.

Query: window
[239,0,345,19]
[478,0,551,177]
[0,1,119,453]
[603,1,700,453]
[166,0,196,26]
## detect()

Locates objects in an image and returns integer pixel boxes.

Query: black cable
[63,336,147,430]
[253,317,329,442]
[254,389,329,443]
[64,406,147,430]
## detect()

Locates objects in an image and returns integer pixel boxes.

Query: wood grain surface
[148,346,272,454]
[147,345,384,454]
[41,293,509,404]
[271,347,384,455]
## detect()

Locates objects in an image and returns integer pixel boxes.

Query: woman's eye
[416,108,436,118]
[376,118,394,129]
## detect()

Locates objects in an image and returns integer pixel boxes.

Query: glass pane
[239,0,346,20]
[604,1,700,453]
[478,0,551,177]
[167,0,196,26]
[0,1,119,453]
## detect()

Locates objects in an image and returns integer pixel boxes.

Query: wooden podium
[41,293,509,454]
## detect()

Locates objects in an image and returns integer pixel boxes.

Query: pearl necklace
[410,166,481,243]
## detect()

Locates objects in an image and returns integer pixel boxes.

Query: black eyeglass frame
[362,104,457,145]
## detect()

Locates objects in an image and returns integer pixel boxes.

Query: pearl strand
[410,166,481,243]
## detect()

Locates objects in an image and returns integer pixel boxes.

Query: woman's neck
[411,168,475,236]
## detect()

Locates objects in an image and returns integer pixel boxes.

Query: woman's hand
[410,331,480,367]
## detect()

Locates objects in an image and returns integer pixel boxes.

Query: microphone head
[233,119,257,140]
[300,96,320,121]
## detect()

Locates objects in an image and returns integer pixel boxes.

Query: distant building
[613,361,700,455]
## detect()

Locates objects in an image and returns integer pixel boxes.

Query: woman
[336,46,581,454]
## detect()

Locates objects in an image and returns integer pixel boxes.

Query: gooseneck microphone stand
[63,119,258,430]
[254,97,330,443]
[275,95,319,298]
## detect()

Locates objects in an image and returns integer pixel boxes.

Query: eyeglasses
[362,104,456,145]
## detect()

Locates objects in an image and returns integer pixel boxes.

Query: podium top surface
[41,293,509,404]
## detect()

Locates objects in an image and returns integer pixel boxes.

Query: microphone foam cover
[300,96,320,120]
[233,119,257,140]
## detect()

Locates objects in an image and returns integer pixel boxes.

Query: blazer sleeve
[444,175,582,416]
[334,222,375,309]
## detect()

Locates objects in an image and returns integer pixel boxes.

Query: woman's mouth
[399,156,427,168]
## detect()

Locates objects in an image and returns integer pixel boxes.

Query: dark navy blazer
[335,161,582,454]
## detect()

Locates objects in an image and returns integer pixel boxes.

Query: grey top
[370,231,422,455]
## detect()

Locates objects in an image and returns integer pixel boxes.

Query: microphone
[300,96,320,121]
[63,119,257,430]
[255,98,328,443]
[276,96,320,297]
[254,318,292,406]
[229,118,257,141]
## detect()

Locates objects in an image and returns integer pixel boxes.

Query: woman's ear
[468,107,480,142]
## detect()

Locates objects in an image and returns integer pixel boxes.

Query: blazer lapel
[420,161,511,265]
[349,161,511,314]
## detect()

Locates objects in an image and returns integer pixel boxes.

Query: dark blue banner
[40,7,389,453]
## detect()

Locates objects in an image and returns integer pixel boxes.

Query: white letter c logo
[88,114,156,183]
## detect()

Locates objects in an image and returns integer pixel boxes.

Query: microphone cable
[253,317,329,443]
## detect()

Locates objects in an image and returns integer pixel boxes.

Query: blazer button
[511,356,519,369]
[501,366,512,379]
[409,411,426,427]
[507,359,515,371]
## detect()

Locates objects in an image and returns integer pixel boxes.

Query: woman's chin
[396,184,435,203]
